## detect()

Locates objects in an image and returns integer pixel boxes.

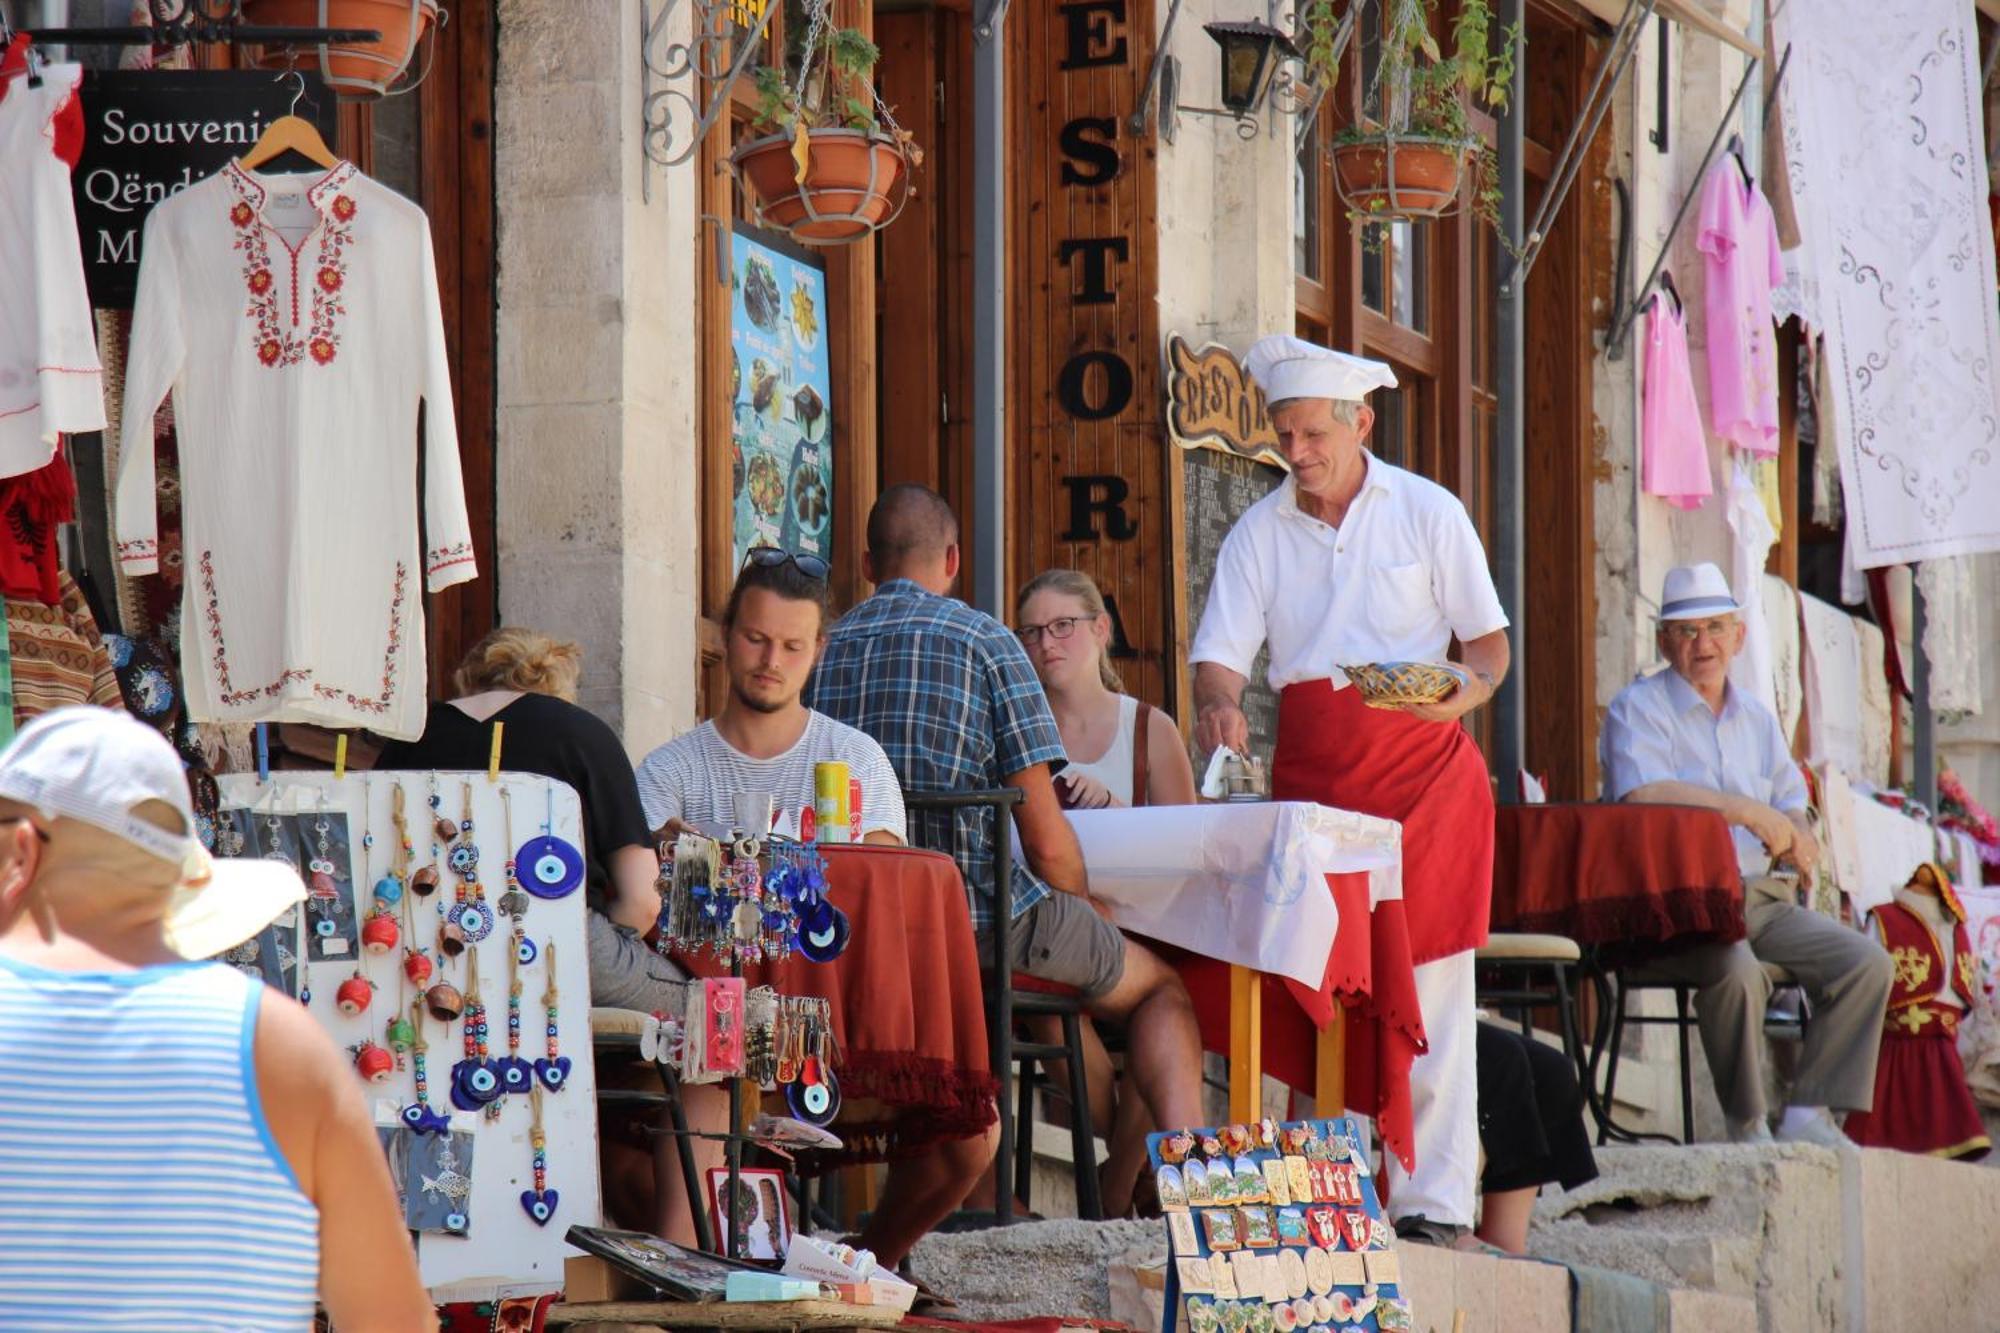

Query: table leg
[1314,1007,1345,1117]
[1228,965,1262,1122]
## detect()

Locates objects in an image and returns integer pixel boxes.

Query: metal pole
[971,1,1009,618]
[1913,576,1937,811]
[1492,0,1526,797]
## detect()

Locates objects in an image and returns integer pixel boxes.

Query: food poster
[730,224,834,569]
[1148,1118,1411,1333]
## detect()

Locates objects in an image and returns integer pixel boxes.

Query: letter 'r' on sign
[1060,475,1140,542]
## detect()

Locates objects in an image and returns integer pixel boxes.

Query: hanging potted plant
[241,0,443,101]
[1304,0,1515,228]
[731,23,922,246]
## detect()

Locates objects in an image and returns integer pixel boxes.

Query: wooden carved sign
[1164,334,1286,469]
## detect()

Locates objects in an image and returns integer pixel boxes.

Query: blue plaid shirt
[804,579,1067,928]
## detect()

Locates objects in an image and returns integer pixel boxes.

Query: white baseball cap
[1658,562,1743,622]
[0,707,305,959]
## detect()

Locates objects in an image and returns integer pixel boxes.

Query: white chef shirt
[1189,451,1508,689]
[1599,666,1809,878]
[0,61,105,478]
[115,160,475,740]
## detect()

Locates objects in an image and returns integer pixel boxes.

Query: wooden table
[548,1299,901,1330]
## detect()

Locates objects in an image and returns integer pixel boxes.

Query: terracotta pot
[732,128,908,245]
[243,0,440,101]
[1330,137,1469,216]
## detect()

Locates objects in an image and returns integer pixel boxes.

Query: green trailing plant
[746,25,923,166]
[1299,0,1520,237]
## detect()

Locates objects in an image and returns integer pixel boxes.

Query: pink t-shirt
[1697,164,1785,456]
[1641,296,1713,510]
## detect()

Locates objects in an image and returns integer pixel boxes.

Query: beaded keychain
[520,1085,558,1226]
[494,919,535,1109]
[445,782,494,945]
[450,950,503,1111]
[534,940,570,1092]
[497,787,531,924]
[400,999,449,1135]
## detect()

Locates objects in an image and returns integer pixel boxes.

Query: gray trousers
[1638,877,1893,1128]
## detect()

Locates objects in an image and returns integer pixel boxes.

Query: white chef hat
[1243,335,1398,405]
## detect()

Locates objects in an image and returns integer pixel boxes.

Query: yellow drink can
[813,761,851,843]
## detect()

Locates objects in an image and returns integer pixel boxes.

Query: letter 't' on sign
[1059,0,1129,68]
[1058,238,1130,306]
[1060,475,1140,542]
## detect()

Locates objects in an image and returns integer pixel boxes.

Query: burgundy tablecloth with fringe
[1491,803,1746,948]
[677,844,996,1167]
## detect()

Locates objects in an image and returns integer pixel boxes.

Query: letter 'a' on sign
[1058,350,1135,422]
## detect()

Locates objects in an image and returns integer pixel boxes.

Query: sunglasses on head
[743,546,830,581]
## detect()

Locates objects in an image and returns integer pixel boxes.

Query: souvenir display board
[1149,1118,1411,1333]
[730,223,834,569]
[217,770,601,1298]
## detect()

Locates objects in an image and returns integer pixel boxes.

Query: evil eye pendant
[534,1055,572,1092]
[448,901,494,944]
[519,1188,559,1226]
[515,936,539,965]
[498,1057,535,1096]
[447,843,480,876]
[443,1211,469,1235]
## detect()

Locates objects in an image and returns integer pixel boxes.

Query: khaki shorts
[981,890,1127,999]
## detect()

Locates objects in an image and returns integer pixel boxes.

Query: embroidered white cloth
[1761,573,1803,745]
[0,59,104,479]
[114,161,474,740]
[1064,801,1403,988]
[1774,0,2000,566]
[1917,556,1984,716]
[1799,592,1865,780]
[1726,459,1778,719]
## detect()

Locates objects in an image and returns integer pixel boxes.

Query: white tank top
[1063,694,1141,807]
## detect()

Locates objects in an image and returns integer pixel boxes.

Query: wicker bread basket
[1341,661,1468,709]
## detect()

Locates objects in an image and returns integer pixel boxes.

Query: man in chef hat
[1190,336,1511,1246]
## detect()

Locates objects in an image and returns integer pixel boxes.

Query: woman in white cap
[1189,335,1512,1248]
[0,707,432,1331]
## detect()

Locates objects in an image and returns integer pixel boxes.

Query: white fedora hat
[1658,561,1742,622]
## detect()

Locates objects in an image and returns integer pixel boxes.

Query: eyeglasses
[743,546,830,582]
[1017,614,1097,647]
[1663,617,1738,643]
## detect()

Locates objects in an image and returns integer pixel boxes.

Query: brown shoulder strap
[1131,699,1153,808]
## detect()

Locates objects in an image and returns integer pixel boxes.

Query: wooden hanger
[1727,131,1753,187]
[1658,269,1683,315]
[237,69,336,173]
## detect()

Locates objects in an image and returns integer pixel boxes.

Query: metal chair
[903,788,1102,1223]
[589,1006,713,1251]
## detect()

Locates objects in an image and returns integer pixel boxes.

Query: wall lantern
[1204,20,1295,116]
[1132,4,1321,145]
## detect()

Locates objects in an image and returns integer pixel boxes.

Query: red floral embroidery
[198,549,404,714]
[116,536,158,564]
[226,163,356,369]
[425,541,475,579]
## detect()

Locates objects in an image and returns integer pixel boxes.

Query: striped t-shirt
[0,956,320,1331]
[635,711,907,842]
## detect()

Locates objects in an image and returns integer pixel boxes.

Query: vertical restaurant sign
[1163,333,1287,469]
[729,223,834,570]
[71,70,337,309]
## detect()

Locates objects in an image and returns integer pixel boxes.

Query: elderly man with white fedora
[1600,562,1892,1145]
[1191,335,1511,1246]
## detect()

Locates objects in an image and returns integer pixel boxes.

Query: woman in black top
[374,629,680,1012]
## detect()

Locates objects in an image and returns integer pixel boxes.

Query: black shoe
[1393,1214,1469,1247]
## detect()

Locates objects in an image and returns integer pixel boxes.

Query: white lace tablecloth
[1065,802,1404,988]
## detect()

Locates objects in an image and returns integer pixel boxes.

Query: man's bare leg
[654,1081,729,1246]
[856,1118,1000,1268]
[1086,938,1204,1135]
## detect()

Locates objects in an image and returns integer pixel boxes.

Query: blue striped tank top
[0,955,320,1331]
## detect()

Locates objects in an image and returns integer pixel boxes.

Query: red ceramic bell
[354,1042,395,1084]
[335,973,375,1017]
[361,913,400,955]
[403,948,433,986]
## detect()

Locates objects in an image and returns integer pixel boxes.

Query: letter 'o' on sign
[1058,351,1134,421]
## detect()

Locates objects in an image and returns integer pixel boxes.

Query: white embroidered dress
[114,160,475,739]
[0,58,105,478]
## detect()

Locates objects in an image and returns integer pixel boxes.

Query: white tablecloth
[1065,802,1403,988]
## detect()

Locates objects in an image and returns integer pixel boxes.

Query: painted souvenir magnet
[1203,1208,1241,1252]
[1327,1251,1368,1286]
[1374,1295,1414,1331]
[1337,1209,1371,1250]
[1363,1250,1400,1286]
[1303,1245,1334,1296]
[1219,1124,1253,1156]
[1258,1255,1285,1305]
[1275,1206,1309,1247]
[1201,1133,1226,1159]
[1169,1212,1201,1256]
[1186,1297,1220,1333]
[1262,1158,1293,1208]
[1228,1250,1262,1302]
[1272,1301,1298,1332]
[1233,1155,1267,1203]
[1306,1205,1341,1250]
[1209,1252,1241,1301]
[1160,1130,1196,1164]
[1158,1163,1188,1212]
[1218,1298,1250,1333]
[1185,1158,1214,1205]
[1368,1217,1394,1251]
[1311,1293,1337,1325]
[1276,1246,1309,1299]
[1239,1205,1278,1249]
[1285,1155,1314,1203]
[1178,1257,1216,1295]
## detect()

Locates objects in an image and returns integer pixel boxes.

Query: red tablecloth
[1491,803,1746,948]
[1177,870,1424,1173]
[677,844,997,1166]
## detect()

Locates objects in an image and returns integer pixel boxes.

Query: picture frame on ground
[707,1166,794,1260]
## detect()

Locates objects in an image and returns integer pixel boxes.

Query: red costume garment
[1843,897,1990,1160]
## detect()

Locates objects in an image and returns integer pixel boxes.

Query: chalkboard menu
[1181,446,1286,766]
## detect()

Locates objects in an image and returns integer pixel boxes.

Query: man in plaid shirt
[808,484,1202,1213]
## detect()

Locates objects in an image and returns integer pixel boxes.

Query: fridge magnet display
[1147,1118,1404,1333]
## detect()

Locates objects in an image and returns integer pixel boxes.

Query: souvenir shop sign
[1165,334,1286,469]
[71,71,336,308]
[730,223,834,569]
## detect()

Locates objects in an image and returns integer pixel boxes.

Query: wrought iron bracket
[23,0,378,47]
[639,0,782,201]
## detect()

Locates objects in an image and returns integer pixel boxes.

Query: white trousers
[1381,949,1477,1227]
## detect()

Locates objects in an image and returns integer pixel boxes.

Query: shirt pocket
[1364,560,1435,646]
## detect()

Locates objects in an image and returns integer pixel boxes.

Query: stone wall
[493,1,700,755]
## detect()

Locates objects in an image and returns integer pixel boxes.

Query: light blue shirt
[1599,667,1808,877]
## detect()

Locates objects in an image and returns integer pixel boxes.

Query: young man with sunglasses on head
[635,547,906,847]
[1601,562,1891,1146]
